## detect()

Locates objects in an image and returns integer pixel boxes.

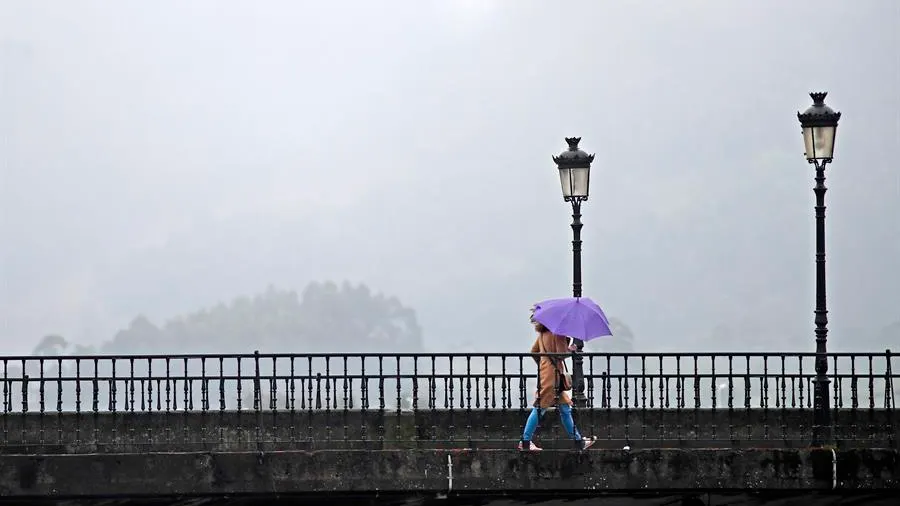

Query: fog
[2,0,898,356]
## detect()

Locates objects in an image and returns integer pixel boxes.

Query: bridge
[0,351,897,503]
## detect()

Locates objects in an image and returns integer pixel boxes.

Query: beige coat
[530,331,572,408]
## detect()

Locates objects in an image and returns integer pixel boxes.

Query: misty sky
[2,0,899,355]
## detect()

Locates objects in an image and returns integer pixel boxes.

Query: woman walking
[518,315,597,451]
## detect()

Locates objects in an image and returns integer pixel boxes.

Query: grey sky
[2,0,899,354]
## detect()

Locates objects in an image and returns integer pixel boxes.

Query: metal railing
[0,351,895,453]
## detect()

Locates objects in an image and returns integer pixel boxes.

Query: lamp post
[552,137,594,408]
[797,92,841,447]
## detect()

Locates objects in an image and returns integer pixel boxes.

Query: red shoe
[517,440,542,451]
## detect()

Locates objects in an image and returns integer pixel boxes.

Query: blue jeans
[521,404,582,442]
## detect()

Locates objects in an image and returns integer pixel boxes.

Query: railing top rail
[0,350,893,361]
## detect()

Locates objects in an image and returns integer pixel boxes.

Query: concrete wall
[0,448,897,497]
[0,408,895,454]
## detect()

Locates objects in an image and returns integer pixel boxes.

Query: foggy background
[2,0,898,357]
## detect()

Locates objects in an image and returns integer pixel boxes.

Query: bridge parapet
[0,409,896,454]
[0,351,897,499]
[1,351,896,453]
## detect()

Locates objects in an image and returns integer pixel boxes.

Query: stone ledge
[4,410,896,453]
[0,449,896,497]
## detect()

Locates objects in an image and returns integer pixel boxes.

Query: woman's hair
[530,305,549,333]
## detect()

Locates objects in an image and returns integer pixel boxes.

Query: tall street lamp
[797,91,841,446]
[553,136,594,408]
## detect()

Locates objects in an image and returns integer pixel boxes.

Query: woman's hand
[567,344,578,352]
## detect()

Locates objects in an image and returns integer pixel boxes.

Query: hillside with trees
[31,282,424,355]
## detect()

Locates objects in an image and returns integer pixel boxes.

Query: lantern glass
[558,166,590,200]
[802,124,837,161]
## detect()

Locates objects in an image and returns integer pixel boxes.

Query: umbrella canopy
[531,297,612,342]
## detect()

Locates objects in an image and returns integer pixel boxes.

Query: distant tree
[32,335,96,355]
[103,316,162,354]
[25,283,424,411]
[90,282,424,355]
[297,281,424,353]
[33,335,69,356]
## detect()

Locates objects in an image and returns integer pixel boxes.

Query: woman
[518,316,597,451]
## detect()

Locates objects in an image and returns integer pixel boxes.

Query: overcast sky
[2,0,899,354]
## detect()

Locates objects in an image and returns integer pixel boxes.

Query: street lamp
[797,91,841,446]
[552,136,595,408]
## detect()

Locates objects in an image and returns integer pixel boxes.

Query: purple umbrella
[531,297,612,341]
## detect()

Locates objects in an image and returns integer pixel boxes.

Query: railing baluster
[75,359,82,448]
[2,359,8,448]
[57,358,63,446]
[377,357,385,446]
[884,350,895,410]
[868,355,875,410]
[289,356,296,447]
[306,357,313,447]
[394,356,401,448]
[342,356,349,446]
[359,356,368,447]
[38,359,45,450]
[253,351,262,452]
[465,355,472,445]
[91,358,99,449]
[674,356,681,440]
